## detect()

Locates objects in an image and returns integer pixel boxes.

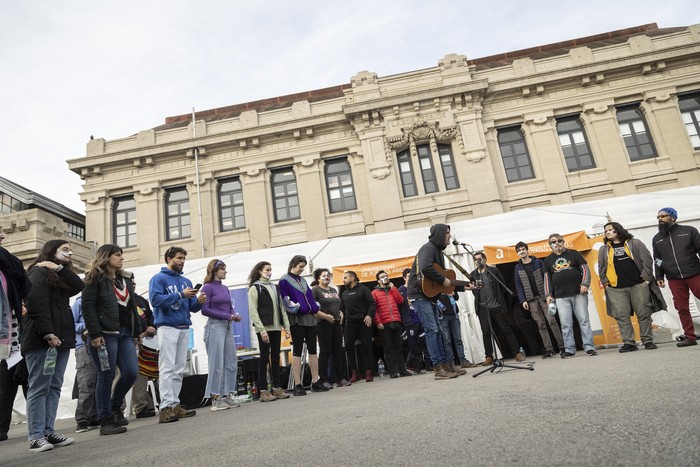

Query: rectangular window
[271,168,300,222]
[497,127,535,182]
[396,150,417,197]
[556,116,596,172]
[437,144,459,190]
[165,188,190,240]
[0,191,27,214]
[65,222,85,241]
[113,196,137,247]
[325,158,357,213]
[679,93,700,149]
[616,104,657,161]
[218,178,245,231]
[417,145,438,194]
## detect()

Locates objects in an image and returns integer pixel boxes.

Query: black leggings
[257,331,281,390]
[317,321,345,383]
[290,324,317,356]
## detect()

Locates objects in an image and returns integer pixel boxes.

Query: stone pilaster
[240,164,271,250]
[643,89,697,171]
[134,183,162,264]
[523,112,570,195]
[293,154,326,241]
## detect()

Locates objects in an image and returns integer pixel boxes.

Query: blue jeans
[555,294,595,354]
[413,298,448,366]
[203,319,238,397]
[88,329,139,420]
[24,347,70,441]
[439,313,466,363]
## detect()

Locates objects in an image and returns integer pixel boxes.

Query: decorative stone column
[240,164,271,250]
[82,190,109,247]
[523,112,571,198]
[293,154,326,241]
[134,183,162,264]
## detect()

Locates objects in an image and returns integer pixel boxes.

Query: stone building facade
[67,23,700,267]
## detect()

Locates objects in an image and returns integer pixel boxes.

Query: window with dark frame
[0,191,27,213]
[113,196,137,247]
[65,222,85,241]
[616,104,657,161]
[556,116,596,172]
[218,178,245,231]
[324,158,357,213]
[497,126,535,182]
[417,145,438,193]
[396,150,417,197]
[165,188,191,240]
[437,144,460,190]
[679,93,700,149]
[271,168,300,222]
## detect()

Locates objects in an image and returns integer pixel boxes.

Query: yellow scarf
[606,241,634,287]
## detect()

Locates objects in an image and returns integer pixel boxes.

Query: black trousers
[0,359,27,436]
[380,323,405,375]
[478,305,520,358]
[344,320,373,375]
[317,321,346,383]
[257,331,281,390]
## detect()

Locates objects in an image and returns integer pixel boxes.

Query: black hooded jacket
[407,224,450,300]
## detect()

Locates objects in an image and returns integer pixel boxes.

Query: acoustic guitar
[421,263,472,298]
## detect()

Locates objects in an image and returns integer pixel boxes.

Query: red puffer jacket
[371,286,404,326]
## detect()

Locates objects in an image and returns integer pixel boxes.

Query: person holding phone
[200,259,241,411]
[372,270,411,378]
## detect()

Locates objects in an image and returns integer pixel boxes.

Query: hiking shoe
[434,363,458,380]
[211,395,230,411]
[561,351,575,358]
[447,362,467,376]
[644,342,658,350]
[677,339,697,348]
[135,408,156,418]
[541,350,555,359]
[29,437,54,452]
[483,356,494,366]
[515,352,526,362]
[46,433,75,447]
[311,381,329,392]
[272,387,290,399]
[586,349,598,356]
[158,406,179,424]
[75,422,89,433]
[112,409,129,426]
[259,390,278,402]
[293,384,307,396]
[619,344,638,353]
[460,360,476,368]
[175,404,196,418]
[100,417,127,435]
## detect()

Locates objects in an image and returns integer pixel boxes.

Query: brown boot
[174,404,196,418]
[483,356,494,366]
[515,352,526,362]
[272,387,290,399]
[434,363,458,380]
[259,390,278,402]
[447,362,467,376]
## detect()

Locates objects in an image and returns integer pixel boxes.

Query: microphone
[452,240,470,248]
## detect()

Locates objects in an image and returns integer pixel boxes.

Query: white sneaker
[225,394,241,408]
[29,437,54,452]
[210,395,230,411]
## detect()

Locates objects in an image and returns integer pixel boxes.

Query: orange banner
[332,256,415,285]
[484,231,591,265]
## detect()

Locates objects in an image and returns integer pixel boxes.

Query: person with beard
[149,247,205,423]
[598,222,665,352]
[0,242,32,442]
[652,208,700,347]
[406,224,460,380]
[544,234,597,358]
[23,240,84,451]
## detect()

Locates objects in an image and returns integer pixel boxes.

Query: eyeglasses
[549,240,565,245]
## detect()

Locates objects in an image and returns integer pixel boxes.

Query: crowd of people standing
[0,206,698,452]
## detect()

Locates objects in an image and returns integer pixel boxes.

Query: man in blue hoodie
[149,247,205,423]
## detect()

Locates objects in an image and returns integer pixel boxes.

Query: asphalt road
[2,343,699,466]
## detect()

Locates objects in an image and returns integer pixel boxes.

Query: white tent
[11,186,699,425]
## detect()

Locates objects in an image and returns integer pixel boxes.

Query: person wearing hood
[406,224,459,380]
[652,207,700,347]
[149,247,205,423]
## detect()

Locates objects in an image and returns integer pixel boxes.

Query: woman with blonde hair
[82,244,140,436]
[23,240,84,451]
[247,261,290,402]
[200,259,241,411]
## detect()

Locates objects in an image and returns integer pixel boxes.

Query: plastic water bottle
[377,359,386,378]
[519,346,526,358]
[547,301,558,316]
[98,345,111,371]
[43,347,57,375]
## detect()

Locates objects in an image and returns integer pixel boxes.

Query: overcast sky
[1,1,698,213]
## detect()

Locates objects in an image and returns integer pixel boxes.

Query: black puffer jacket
[22,266,84,353]
[82,274,140,340]
[652,224,700,280]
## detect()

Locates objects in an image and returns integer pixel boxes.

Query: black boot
[112,408,129,426]
[100,417,127,436]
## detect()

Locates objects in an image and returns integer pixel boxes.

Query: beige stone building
[0,176,91,270]
[67,23,700,268]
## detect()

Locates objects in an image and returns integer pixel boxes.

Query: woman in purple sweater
[278,255,326,396]
[200,259,241,411]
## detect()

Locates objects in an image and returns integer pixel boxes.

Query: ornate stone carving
[384,121,460,158]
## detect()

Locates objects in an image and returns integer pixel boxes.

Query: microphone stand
[452,243,534,377]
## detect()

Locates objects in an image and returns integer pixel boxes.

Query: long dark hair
[27,239,74,289]
[248,261,270,287]
[85,244,123,285]
[603,222,634,245]
[310,268,330,287]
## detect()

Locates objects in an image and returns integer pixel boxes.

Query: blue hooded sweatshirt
[149,267,202,328]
